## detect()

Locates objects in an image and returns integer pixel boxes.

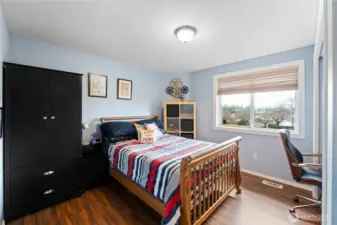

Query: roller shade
[217,66,299,95]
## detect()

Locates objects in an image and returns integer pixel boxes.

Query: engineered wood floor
[9,173,321,225]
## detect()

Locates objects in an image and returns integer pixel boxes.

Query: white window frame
[213,60,306,139]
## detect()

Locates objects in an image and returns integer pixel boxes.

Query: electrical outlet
[262,180,284,189]
[253,153,258,161]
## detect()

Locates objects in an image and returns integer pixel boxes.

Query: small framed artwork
[117,78,132,100]
[88,73,108,98]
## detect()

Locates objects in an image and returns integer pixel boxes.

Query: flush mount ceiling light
[174,25,197,43]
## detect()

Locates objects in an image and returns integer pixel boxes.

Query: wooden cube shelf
[164,101,196,139]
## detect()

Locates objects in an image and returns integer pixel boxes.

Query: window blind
[216,66,299,95]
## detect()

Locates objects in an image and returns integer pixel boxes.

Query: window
[214,60,305,137]
[222,93,251,127]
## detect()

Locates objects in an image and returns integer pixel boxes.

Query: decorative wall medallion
[166,78,189,99]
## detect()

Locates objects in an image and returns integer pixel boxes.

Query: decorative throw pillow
[139,129,156,143]
[134,124,146,140]
[135,124,156,143]
[146,123,164,139]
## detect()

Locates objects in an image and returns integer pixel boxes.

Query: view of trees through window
[221,91,296,130]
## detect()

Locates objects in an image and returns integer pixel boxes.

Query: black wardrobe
[3,63,84,222]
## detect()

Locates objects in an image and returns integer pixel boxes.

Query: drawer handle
[43,189,54,195]
[43,171,55,176]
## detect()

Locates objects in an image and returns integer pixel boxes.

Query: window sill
[213,125,305,139]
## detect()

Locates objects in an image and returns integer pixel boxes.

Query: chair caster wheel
[289,211,300,222]
[293,196,299,203]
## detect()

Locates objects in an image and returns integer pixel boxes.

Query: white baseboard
[241,169,313,192]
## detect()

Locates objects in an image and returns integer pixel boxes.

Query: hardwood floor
[9,173,321,225]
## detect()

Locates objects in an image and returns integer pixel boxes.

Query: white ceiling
[1,0,318,73]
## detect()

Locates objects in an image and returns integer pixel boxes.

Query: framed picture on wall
[117,78,132,100]
[88,73,108,98]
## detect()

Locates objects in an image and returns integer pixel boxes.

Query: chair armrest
[302,153,322,157]
[292,163,322,169]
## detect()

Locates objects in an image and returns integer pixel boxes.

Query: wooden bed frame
[101,116,242,225]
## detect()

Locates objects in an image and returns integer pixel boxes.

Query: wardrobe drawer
[9,162,84,192]
[5,165,84,221]
[8,181,81,221]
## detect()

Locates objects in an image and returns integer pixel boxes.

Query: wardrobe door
[4,64,49,169]
[4,64,49,112]
[47,72,82,160]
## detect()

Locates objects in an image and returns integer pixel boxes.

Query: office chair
[279,129,322,219]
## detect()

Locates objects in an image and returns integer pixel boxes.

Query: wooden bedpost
[235,142,242,194]
[180,156,192,225]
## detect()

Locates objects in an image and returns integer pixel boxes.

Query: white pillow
[146,123,164,139]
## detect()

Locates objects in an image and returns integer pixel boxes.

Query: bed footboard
[180,136,242,225]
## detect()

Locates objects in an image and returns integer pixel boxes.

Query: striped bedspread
[108,134,215,225]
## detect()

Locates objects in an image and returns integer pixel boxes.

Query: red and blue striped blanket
[108,134,215,225]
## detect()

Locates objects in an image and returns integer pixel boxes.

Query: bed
[100,116,242,225]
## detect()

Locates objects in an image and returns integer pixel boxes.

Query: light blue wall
[0,4,9,222]
[8,36,191,142]
[7,36,314,184]
[319,56,323,156]
[330,1,337,223]
[191,46,314,181]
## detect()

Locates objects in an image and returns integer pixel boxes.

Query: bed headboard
[100,115,158,124]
